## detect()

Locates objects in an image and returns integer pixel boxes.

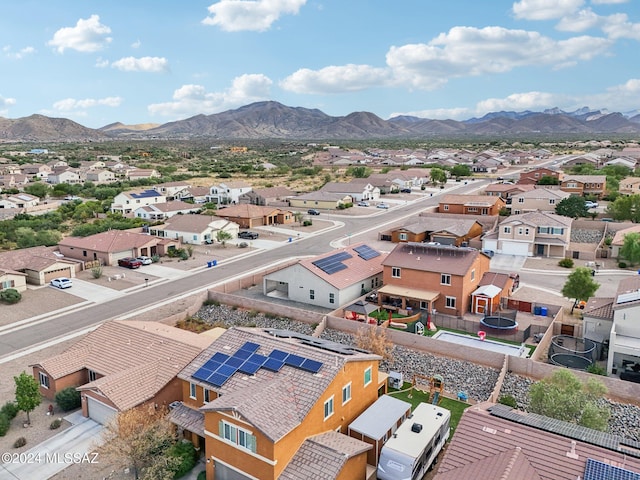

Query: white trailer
[377,402,450,480]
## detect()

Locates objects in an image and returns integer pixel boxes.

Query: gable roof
[611,224,640,246]
[187,327,380,442]
[249,186,295,198]
[512,188,570,200]
[583,297,615,320]
[215,204,283,218]
[417,212,499,233]
[382,242,485,276]
[58,230,157,253]
[562,175,607,183]
[320,182,371,193]
[137,200,200,213]
[440,194,504,206]
[162,214,227,233]
[35,320,212,411]
[501,211,572,228]
[0,246,74,272]
[397,217,481,237]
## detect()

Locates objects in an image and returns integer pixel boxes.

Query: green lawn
[386,383,470,434]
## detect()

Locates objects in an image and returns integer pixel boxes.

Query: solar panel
[285,354,305,368]
[263,358,285,372]
[313,251,352,274]
[234,348,253,360]
[225,356,244,368]
[299,358,323,374]
[247,353,268,365]
[211,352,229,363]
[239,342,260,353]
[238,361,262,375]
[203,359,223,371]
[217,364,237,377]
[584,458,640,480]
[192,368,215,383]
[207,372,231,387]
[354,244,381,260]
[268,349,289,361]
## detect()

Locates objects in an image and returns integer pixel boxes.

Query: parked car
[51,277,73,289]
[376,203,389,209]
[400,188,412,193]
[238,231,259,239]
[118,257,143,269]
[136,256,153,265]
[357,201,370,207]
[307,209,320,215]
[585,201,599,209]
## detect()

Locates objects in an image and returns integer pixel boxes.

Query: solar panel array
[312,251,353,274]
[353,244,381,260]
[131,190,161,199]
[192,341,323,388]
[584,458,640,480]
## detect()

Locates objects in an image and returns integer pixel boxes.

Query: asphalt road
[0,180,491,359]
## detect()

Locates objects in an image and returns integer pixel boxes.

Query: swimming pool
[432,331,529,357]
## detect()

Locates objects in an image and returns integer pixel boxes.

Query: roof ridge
[498,447,523,480]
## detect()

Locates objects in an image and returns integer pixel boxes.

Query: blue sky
[1,0,639,128]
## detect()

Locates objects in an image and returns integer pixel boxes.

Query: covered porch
[376,284,440,316]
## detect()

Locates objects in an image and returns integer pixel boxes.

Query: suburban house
[433,403,640,480]
[581,296,615,363]
[153,181,192,200]
[151,215,239,245]
[134,201,202,221]
[350,174,399,194]
[110,189,167,215]
[78,160,106,170]
[509,188,570,214]
[172,327,383,480]
[416,212,500,236]
[618,176,640,196]
[238,186,296,206]
[207,181,252,205]
[0,246,78,286]
[438,194,505,216]
[0,193,40,209]
[605,156,637,169]
[85,170,116,184]
[482,211,572,257]
[517,167,562,185]
[47,169,82,184]
[214,204,295,229]
[387,217,483,246]
[0,268,27,293]
[380,242,491,317]
[183,186,211,204]
[31,320,213,425]
[58,229,179,265]
[126,168,161,180]
[471,157,502,173]
[483,183,535,200]
[320,182,380,202]
[263,243,386,309]
[471,272,517,315]
[560,175,607,198]
[20,163,52,179]
[609,224,640,259]
[289,191,353,209]
[0,174,29,189]
[562,153,601,168]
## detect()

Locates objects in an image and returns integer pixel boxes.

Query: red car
[118,257,143,269]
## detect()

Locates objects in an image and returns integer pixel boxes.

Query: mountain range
[1,102,640,143]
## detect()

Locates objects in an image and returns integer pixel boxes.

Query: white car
[357,201,370,207]
[585,201,599,209]
[51,277,73,289]
[376,203,389,209]
[136,256,153,265]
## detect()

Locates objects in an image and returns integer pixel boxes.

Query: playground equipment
[430,375,444,405]
[478,330,486,341]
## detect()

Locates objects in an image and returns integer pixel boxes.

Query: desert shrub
[55,387,81,412]
[13,437,26,448]
[169,441,197,478]
[0,288,21,304]
[0,413,10,436]
[558,258,574,268]
[151,254,160,263]
[50,419,62,430]
[498,395,518,408]
[586,364,607,376]
[1,401,19,420]
[91,265,103,279]
[302,220,312,226]
[179,249,189,261]
[619,261,628,268]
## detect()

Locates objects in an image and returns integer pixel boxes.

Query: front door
[536,244,545,256]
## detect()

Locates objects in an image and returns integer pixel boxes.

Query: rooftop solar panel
[313,251,353,274]
[207,372,231,387]
[238,361,262,375]
[263,358,285,372]
[211,352,229,363]
[192,368,215,383]
[584,458,640,480]
[285,354,306,368]
[299,358,323,374]
[203,359,223,371]
[234,348,253,360]
[225,356,244,368]
[354,244,381,260]
[217,364,237,377]
[268,349,289,361]
[239,342,260,353]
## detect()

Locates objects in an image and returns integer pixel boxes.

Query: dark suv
[118,257,143,269]
[238,231,259,240]
[307,209,320,215]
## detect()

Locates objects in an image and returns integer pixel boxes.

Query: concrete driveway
[490,253,527,272]
[50,278,125,302]
[0,412,103,480]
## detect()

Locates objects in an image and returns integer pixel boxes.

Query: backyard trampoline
[480,315,518,330]
[548,335,596,370]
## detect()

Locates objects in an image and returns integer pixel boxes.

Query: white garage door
[86,397,118,425]
[499,241,530,256]
[112,250,134,262]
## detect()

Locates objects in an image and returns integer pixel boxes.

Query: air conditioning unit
[388,371,403,389]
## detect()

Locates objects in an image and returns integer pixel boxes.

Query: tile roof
[440,194,503,206]
[58,230,157,252]
[138,201,200,213]
[611,224,640,246]
[161,214,226,232]
[479,272,512,289]
[320,182,370,193]
[484,183,536,193]
[186,328,379,442]
[169,402,205,437]
[278,431,371,480]
[0,246,73,272]
[583,297,615,320]
[418,212,499,232]
[382,242,483,276]
[35,320,212,411]
[563,175,607,183]
[215,204,283,218]
[298,243,387,290]
[513,188,570,199]
[501,211,572,227]
[251,186,295,198]
[293,191,350,201]
[398,218,481,237]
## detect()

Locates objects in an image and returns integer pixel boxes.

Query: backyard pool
[433,331,529,357]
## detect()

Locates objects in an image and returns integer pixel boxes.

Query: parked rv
[377,403,450,480]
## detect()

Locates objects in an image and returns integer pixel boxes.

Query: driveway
[0,412,103,480]
[490,253,527,272]
[50,278,125,302]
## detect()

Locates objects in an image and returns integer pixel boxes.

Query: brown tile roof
[58,230,157,253]
[611,224,640,246]
[418,212,499,233]
[251,186,295,199]
[563,175,607,183]
[35,320,212,411]
[161,214,226,232]
[169,402,205,437]
[382,242,482,276]
[501,211,572,227]
[0,246,74,272]
[583,297,614,320]
[484,183,536,193]
[279,431,371,480]
[139,201,199,213]
[440,194,503,206]
[397,218,481,237]
[189,328,380,442]
[479,272,512,289]
[434,403,640,480]
[298,243,387,290]
[215,204,282,218]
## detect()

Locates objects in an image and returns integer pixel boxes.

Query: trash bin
[534,306,541,315]
[288,237,292,242]
[207,261,213,268]
[540,306,548,317]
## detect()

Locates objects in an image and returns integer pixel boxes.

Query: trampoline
[480,316,518,330]
[548,335,596,370]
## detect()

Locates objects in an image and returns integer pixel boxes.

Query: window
[420,301,429,310]
[441,274,451,285]
[219,420,256,453]
[204,389,211,403]
[1,280,15,290]
[88,370,97,382]
[83,250,87,257]
[39,372,49,389]
[525,228,530,235]
[324,396,335,420]
[467,207,477,212]
[190,382,197,399]
[443,204,449,211]
[364,366,372,387]
[446,296,456,309]
[518,197,524,203]
[392,267,401,278]
[503,226,511,234]
[518,228,523,235]
[399,233,408,241]
[329,293,335,304]
[309,289,315,300]
[470,269,475,281]
[549,199,556,205]
[342,383,352,405]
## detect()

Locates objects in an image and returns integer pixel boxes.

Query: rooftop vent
[411,423,423,433]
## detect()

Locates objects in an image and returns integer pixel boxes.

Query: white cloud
[601,13,640,40]
[389,107,472,121]
[476,91,569,114]
[148,74,272,118]
[47,15,112,53]
[202,0,306,32]
[591,0,628,4]
[52,96,122,112]
[582,78,640,111]
[280,64,391,94]
[111,56,170,73]
[131,39,142,49]
[556,8,601,31]
[0,95,17,116]
[512,0,584,20]
[3,46,36,60]
[95,58,109,68]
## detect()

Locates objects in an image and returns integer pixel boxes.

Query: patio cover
[345,300,379,315]
[169,402,205,437]
[377,284,440,302]
[472,285,502,298]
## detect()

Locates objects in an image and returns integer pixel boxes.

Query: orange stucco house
[438,194,505,216]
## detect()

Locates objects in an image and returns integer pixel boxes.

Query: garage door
[44,267,73,283]
[214,461,253,480]
[499,241,530,256]
[112,251,134,262]
[86,397,118,425]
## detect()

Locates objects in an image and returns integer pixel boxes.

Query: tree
[451,164,471,178]
[14,371,41,425]
[620,232,640,266]
[355,326,394,361]
[99,406,177,480]
[216,230,232,247]
[561,267,599,313]
[429,167,447,185]
[607,194,640,223]
[537,175,560,185]
[0,288,21,304]
[555,196,588,218]
[23,182,50,199]
[529,369,610,431]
